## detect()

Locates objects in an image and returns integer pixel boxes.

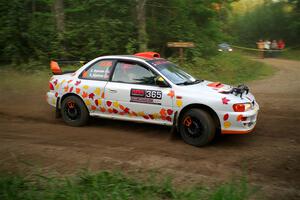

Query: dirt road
[0,58,299,199]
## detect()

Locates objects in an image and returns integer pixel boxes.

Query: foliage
[0,170,257,200]
[0,0,299,65]
[229,0,300,47]
[146,0,231,58]
[0,0,54,63]
[0,0,234,64]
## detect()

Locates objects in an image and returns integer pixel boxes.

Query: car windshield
[219,43,230,48]
[148,59,201,85]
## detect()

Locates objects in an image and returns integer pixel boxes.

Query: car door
[77,59,115,114]
[104,60,174,125]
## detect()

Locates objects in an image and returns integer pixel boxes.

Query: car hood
[179,80,256,104]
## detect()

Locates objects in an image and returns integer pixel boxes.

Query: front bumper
[220,103,259,134]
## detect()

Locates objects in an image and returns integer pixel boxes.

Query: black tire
[179,109,216,147]
[61,96,89,126]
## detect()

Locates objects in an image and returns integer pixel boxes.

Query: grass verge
[0,170,257,200]
[279,49,300,61]
[0,52,274,87]
[180,52,274,85]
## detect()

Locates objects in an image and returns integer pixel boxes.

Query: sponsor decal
[222,97,230,104]
[167,90,175,98]
[53,77,172,122]
[223,113,229,121]
[224,121,231,128]
[237,114,244,121]
[207,82,224,88]
[223,113,231,128]
[75,80,81,86]
[130,89,162,105]
[98,61,113,67]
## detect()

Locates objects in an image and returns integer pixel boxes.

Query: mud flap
[170,111,178,134]
[55,97,61,118]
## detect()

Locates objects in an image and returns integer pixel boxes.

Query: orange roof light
[134,52,160,59]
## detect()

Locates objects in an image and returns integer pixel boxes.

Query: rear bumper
[46,91,57,107]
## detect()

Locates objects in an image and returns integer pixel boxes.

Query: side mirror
[155,76,169,87]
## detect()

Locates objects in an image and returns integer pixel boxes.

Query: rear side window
[80,60,114,80]
[112,61,156,85]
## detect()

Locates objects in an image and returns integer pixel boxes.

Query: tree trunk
[136,0,147,52]
[53,0,65,33]
[32,0,36,13]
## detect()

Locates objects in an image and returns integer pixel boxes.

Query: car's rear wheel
[61,96,89,126]
[179,109,216,147]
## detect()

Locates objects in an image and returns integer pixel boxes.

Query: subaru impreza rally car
[47,52,259,147]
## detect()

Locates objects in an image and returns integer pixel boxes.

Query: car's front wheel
[179,109,216,147]
[61,96,89,126]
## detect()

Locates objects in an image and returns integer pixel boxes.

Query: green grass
[0,170,257,200]
[279,49,300,61]
[0,52,274,88]
[229,48,300,61]
[0,69,50,93]
[180,52,274,85]
[0,62,79,92]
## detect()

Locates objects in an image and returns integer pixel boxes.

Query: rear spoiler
[50,60,86,75]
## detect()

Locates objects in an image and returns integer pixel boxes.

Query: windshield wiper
[176,79,203,85]
[176,81,190,85]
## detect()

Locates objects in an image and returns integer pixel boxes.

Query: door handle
[108,89,118,93]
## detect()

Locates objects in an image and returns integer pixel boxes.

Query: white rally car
[47,52,259,147]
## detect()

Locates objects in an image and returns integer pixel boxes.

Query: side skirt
[90,112,173,126]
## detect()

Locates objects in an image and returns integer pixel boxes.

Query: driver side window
[112,61,156,85]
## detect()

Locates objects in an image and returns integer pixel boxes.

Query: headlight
[232,103,252,112]
[228,48,233,51]
[218,49,223,51]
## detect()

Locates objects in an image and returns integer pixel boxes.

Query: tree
[53,0,65,33]
[136,0,148,51]
[288,0,300,44]
[230,0,300,46]
[0,0,233,64]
